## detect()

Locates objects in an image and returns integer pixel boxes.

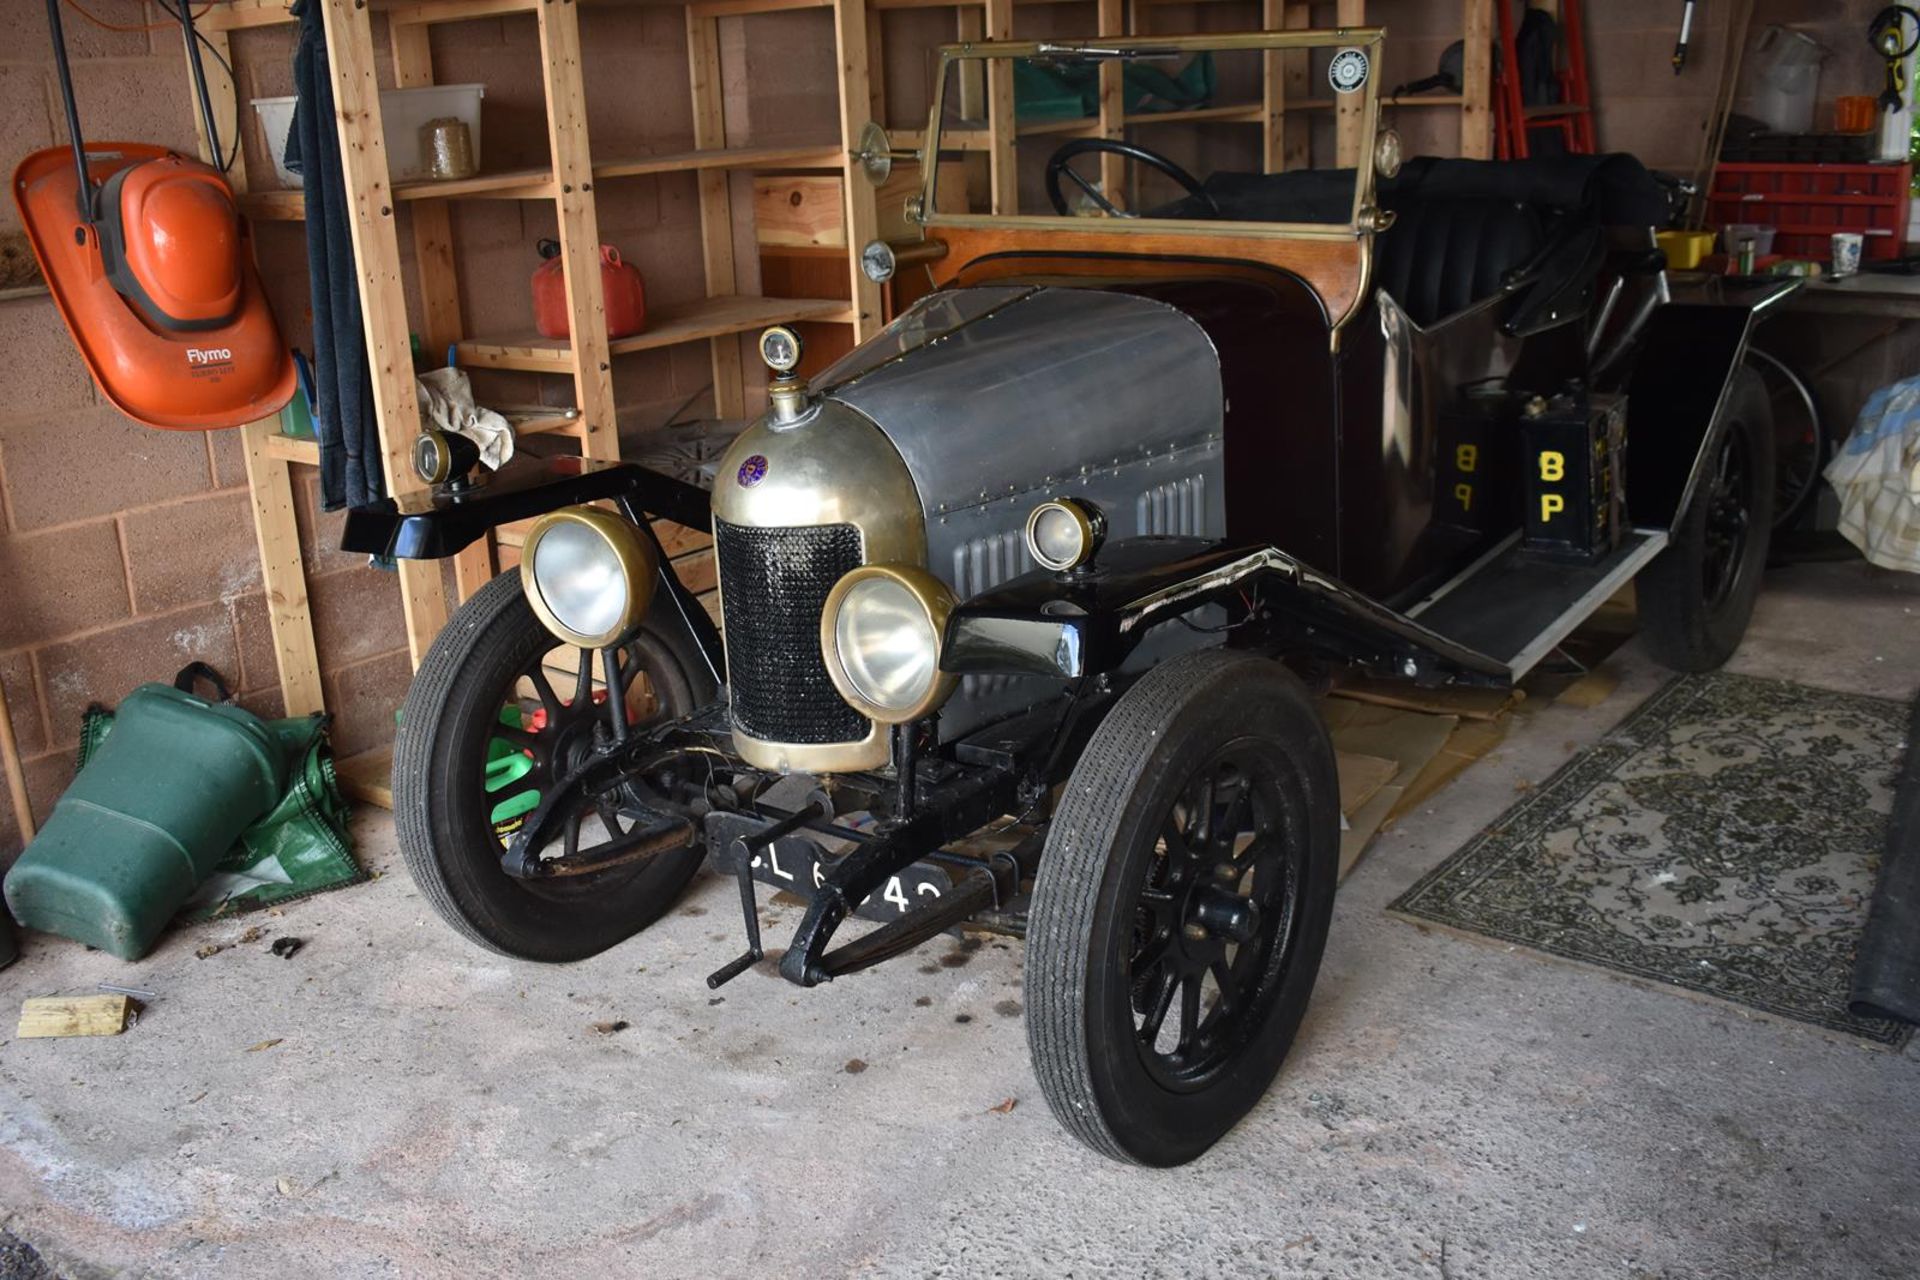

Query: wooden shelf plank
[1124,103,1266,126]
[203,0,541,33]
[386,0,540,26]
[894,127,992,152]
[261,433,320,465]
[237,190,307,221]
[1017,117,1102,138]
[245,168,563,218]
[689,0,831,18]
[876,0,1098,7]
[261,416,581,468]
[595,143,843,180]
[200,0,300,33]
[1019,99,1317,136]
[455,295,853,370]
[393,167,558,201]
[508,411,586,435]
[337,747,394,810]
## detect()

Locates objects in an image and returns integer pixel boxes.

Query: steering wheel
[1045,138,1219,218]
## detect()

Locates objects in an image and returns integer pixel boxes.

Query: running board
[1413,529,1667,681]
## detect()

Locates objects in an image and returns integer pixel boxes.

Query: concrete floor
[1,560,1916,1279]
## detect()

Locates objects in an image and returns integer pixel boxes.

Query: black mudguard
[341,455,723,680]
[1625,282,1794,533]
[941,536,1510,686]
[340,456,710,560]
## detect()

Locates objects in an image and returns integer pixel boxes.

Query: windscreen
[926,39,1376,228]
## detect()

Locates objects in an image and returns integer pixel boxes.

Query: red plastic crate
[1708,162,1911,262]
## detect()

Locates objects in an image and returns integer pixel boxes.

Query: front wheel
[1025,650,1340,1166]
[393,571,717,962]
[1638,366,1775,673]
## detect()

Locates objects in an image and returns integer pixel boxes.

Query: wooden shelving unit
[192,0,884,804]
[872,0,1492,213]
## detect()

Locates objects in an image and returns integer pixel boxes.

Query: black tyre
[393,571,718,962]
[1026,649,1340,1166]
[1638,367,1775,673]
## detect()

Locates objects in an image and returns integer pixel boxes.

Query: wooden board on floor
[1331,676,1521,722]
[1386,714,1511,825]
[1340,782,1402,881]
[1322,698,1462,881]
[1336,750,1399,817]
[338,748,395,810]
[1322,698,1461,772]
[18,995,133,1038]
[1555,666,1621,710]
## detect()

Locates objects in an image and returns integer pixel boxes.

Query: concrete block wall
[0,5,414,862]
[0,2,836,860]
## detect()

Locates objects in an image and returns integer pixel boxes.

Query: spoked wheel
[1639,367,1775,673]
[1746,348,1828,534]
[1027,650,1339,1166]
[1700,424,1754,611]
[483,637,678,870]
[1129,749,1308,1088]
[394,572,717,962]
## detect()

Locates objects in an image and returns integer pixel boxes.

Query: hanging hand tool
[1673,0,1697,74]
[1870,6,1920,111]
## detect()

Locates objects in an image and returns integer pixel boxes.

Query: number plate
[708,830,952,923]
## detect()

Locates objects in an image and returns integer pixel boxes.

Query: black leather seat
[1371,196,1544,328]
[1144,154,1658,329]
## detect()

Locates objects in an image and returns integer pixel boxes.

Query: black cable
[149,0,241,173]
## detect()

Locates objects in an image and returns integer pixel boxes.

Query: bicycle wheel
[1746,346,1827,534]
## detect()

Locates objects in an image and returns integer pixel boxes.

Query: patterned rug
[1390,672,1913,1048]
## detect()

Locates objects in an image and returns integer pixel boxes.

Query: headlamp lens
[530,520,630,642]
[834,575,939,713]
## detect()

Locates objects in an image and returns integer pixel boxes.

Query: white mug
[1832,232,1865,278]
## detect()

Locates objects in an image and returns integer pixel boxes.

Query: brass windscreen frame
[918,31,1386,246]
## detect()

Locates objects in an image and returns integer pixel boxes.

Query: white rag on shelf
[1827,373,1920,573]
[415,366,515,470]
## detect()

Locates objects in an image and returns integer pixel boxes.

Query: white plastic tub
[252,83,486,189]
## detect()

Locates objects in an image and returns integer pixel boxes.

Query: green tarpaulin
[79,706,360,920]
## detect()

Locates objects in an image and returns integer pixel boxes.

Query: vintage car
[345,28,1784,1165]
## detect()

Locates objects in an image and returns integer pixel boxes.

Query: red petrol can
[532,241,647,339]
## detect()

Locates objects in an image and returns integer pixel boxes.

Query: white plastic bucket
[252,83,485,189]
[1751,27,1828,134]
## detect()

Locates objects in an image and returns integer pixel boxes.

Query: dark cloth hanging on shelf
[285,0,381,511]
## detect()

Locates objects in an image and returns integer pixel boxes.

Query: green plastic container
[3,684,292,960]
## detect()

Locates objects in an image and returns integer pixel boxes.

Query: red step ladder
[1495,0,1596,160]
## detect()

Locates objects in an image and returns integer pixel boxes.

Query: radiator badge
[737,454,768,488]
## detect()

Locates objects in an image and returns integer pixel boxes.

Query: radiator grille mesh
[714,518,867,745]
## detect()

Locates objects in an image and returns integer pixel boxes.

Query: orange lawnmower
[12,0,294,431]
